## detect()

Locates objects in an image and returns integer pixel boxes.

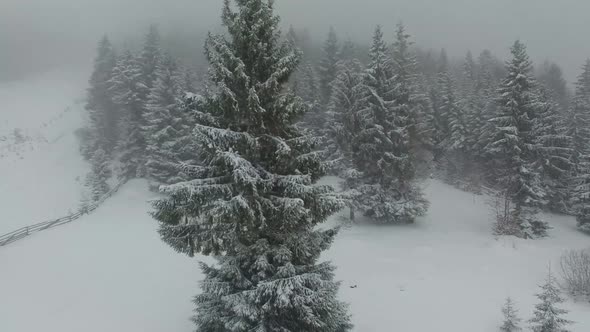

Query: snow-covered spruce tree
[293,62,324,137]
[85,35,118,156]
[486,40,547,239]
[143,54,193,187]
[318,26,340,105]
[537,61,570,112]
[500,297,522,332]
[567,60,590,228]
[139,24,162,90]
[429,49,452,160]
[472,52,501,181]
[567,60,590,167]
[391,24,433,171]
[529,269,573,332]
[339,38,359,62]
[324,59,364,175]
[534,88,573,214]
[109,50,149,178]
[151,1,352,330]
[85,148,111,202]
[435,52,471,185]
[350,25,428,224]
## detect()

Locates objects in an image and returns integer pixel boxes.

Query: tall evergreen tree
[534,88,573,214]
[109,50,148,178]
[486,41,547,239]
[144,55,193,187]
[325,59,364,175]
[529,270,573,332]
[85,35,118,155]
[391,24,433,167]
[340,38,358,62]
[151,1,351,330]
[139,24,162,90]
[85,148,111,202]
[318,26,340,105]
[500,297,522,332]
[568,60,590,231]
[351,25,428,223]
[430,49,452,158]
[537,61,570,111]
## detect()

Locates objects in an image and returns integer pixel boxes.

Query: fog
[2,0,590,81]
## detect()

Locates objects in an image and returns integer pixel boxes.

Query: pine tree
[144,54,192,187]
[567,60,590,225]
[529,269,573,332]
[534,88,573,214]
[486,41,546,239]
[435,50,471,184]
[351,25,428,223]
[430,49,452,158]
[85,35,118,155]
[294,62,323,137]
[151,1,351,330]
[500,297,522,332]
[537,61,570,111]
[139,24,162,90]
[325,59,364,175]
[109,50,148,178]
[340,38,358,62]
[391,24,433,168]
[85,148,111,202]
[318,26,340,105]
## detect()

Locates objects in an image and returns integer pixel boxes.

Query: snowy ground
[0,70,89,233]
[1,72,589,331]
[1,177,589,331]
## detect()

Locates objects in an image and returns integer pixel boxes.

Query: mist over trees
[75,0,590,329]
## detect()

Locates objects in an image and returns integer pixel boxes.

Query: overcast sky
[1,0,589,81]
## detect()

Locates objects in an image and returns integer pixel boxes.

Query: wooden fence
[0,180,126,247]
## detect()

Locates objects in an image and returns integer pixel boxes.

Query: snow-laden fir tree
[472,51,501,179]
[435,51,471,185]
[293,62,324,137]
[339,38,359,62]
[537,61,570,111]
[351,25,428,224]
[500,297,522,332]
[139,24,162,90]
[85,35,118,156]
[318,26,340,105]
[430,49,452,159]
[143,54,194,187]
[109,50,149,178]
[568,60,590,232]
[391,23,433,169]
[85,148,111,202]
[325,59,364,175]
[534,88,573,214]
[486,40,547,239]
[151,1,352,330]
[529,269,573,332]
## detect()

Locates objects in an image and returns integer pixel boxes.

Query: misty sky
[1,0,589,81]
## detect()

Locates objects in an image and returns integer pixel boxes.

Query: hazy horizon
[2,0,589,82]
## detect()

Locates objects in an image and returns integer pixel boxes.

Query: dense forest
[79,0,590,330]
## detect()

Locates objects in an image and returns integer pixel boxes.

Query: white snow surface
[0,72,589,330]
[0,69,89,233]
[1,177,589,331]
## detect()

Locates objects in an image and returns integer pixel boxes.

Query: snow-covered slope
[1,178,588,331]
[0,70,89,233]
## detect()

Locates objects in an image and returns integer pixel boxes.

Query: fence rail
[0,180,126,247]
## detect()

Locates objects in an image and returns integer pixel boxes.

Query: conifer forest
[2,0,590,331]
